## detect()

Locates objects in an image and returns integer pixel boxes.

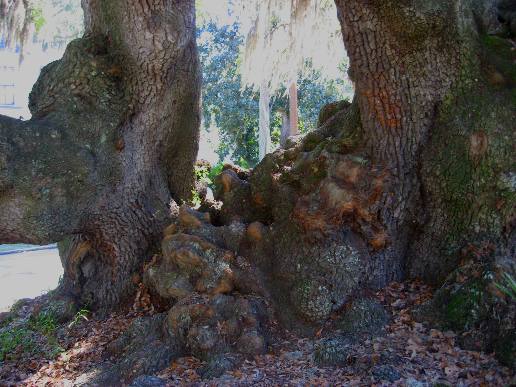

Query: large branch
[0,114,97,244]
[0,0,200,242]
[0,32,130,245]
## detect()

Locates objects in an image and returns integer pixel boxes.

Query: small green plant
[235,157,250,170]
[28,311,58,336]
[194,163,211,184]
[0,327,33,361]
[495,272,516,301]
[0,309,66,361]
[29,311,65,358]
[192,161,227,200]
[191,189,202,208]
[208,162,224,189]
[68,308,90,329]
[191,162,213,207]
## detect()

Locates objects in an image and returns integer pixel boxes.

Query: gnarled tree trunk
[0,0,200,310]
[0,0,513,347]
[215,0,514,331]
[334,0,514,282]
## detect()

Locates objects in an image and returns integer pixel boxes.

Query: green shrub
[0,327,34,361]
[28,311,58,336]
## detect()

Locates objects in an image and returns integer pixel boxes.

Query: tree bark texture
[0,0,201,310]
[335,0,515,281]
[0,0,513,336]
[1,0,514,378]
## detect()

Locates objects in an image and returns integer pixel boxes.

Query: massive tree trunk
[0,0,200,310]
[215,0,514,330]
[334,0,514,282]
[331,0,464,283]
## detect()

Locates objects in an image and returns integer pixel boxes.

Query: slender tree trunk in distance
[288,80,299,136]
[279,108,290,147]
[258,80,271,160]
[278,81,298,147]
[0,0,201,311]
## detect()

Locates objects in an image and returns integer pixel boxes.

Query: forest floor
[0,281,513,386]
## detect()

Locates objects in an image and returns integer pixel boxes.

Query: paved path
[0,249,62,312]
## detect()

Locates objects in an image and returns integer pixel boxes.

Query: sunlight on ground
[0,249,62,312]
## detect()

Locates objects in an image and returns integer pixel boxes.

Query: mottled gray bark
[333,0,464,282]
[279,109,290,147]
[0,0,200,310]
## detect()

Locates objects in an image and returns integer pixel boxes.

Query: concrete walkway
[0,249,62,312]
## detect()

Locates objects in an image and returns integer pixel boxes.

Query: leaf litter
[0,281,513,386]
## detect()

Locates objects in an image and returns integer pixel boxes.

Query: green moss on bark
[412,32,515,281]
[443,280,486,331]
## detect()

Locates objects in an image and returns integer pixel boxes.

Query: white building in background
[0,38,69,120]
[0,42,21,117]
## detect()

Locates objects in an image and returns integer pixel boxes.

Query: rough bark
[332,0,464,284]
[0,0,514,372]
[335,0,514,282]
[0,0,201,310]
[118,0,515,369]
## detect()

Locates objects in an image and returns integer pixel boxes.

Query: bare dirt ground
[0,281,513,386]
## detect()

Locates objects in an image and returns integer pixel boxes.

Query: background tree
[198,22,259,166]
[0,0,83,62]
[198,19,350,167]
[236,0,345,159]
[32,0,83,47]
